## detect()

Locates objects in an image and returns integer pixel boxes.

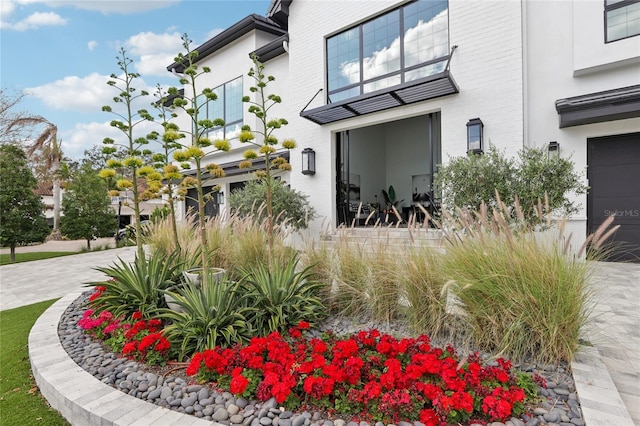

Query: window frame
[604,0,640,43]
[325,0,450,104]
[202,76,244,140]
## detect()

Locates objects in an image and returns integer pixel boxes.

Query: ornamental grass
[438,197,615,364]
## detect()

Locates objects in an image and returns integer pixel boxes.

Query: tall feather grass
[145,211,295,280]
[438,197,614,363]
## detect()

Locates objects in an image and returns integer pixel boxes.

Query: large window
[200,76,243,140]
[605,0,640,42]
[326,0,449,103]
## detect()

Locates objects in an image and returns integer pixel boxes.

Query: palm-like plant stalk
[7,117,61,230]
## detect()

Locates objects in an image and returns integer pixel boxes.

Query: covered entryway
[336,112,441,227]
[587,132,640,262]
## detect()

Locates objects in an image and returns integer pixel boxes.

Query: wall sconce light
[466,118,484,155]
[301,148,316,175]
[548,141,560,159]
[218,191,224,204]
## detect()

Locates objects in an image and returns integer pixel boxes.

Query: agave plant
[160,279,254,360]
[240,255,327,336]
[88,250,182,318]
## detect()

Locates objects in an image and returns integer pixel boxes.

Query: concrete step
[317,226,443,249]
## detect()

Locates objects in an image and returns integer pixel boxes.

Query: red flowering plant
[186,321,542,424]
[79,302,172,366]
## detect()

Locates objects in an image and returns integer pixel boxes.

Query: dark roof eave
[167,14,286,73]
[555,85,640,128]
[250,34,289,63]
[179,151,290,179]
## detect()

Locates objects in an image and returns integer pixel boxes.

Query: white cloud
[1,10,66,30]
[25,72,159,114]
[27,0,179,15]
[87,40,97,51]
[1,0,178,30]
[61,118,163,160]
[26,73,115,111]
[124,31,184,77]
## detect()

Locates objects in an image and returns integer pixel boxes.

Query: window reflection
[326,0,450,103]
[203,76,243,140]
[362,10,401,80]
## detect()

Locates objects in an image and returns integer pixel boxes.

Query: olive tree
[434,145,587,225]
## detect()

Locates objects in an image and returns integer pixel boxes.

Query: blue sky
[1,0,272,159]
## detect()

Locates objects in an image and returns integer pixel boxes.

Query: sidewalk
[0,237,116,255]
[0,244,136,312]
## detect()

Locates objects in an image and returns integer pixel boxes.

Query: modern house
[168,0,640,260]
[33,182,59,227]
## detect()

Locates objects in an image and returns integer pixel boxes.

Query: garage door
[587,132,640,262]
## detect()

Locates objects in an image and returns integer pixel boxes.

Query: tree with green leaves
[237,54,296,258]
[165,33,231,280]
[60,163,117,250]
[0,143,50,262]
[434,145,587,225]
[100,48,156,259]
[228,178,315,230]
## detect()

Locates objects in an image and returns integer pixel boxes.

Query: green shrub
[240,255,327,335]
[161,279,254,360]
[228,178,316,230]
[89,250,182,318]
[434,145,587,225]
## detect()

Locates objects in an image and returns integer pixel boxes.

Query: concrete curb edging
[29,288,220,426]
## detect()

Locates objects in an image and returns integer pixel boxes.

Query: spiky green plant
[240,255,327,335]
[161,279,254,360]
[89,251,182,318]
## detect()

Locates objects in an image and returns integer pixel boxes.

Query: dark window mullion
[359,25,364,96]
[399,6,405,84]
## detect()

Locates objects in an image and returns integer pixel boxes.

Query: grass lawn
[0,299,69,425]
[0,252,76,266]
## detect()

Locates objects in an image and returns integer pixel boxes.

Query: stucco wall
[524,0,640,247]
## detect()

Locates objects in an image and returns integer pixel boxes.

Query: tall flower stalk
[101,48,153,259]
[239,54,296,260]
[166,34,230,281]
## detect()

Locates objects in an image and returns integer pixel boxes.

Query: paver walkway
[0,242,136,311]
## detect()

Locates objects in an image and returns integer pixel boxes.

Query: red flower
[230,373,250,395]
[122,341,137,355]
[297,320,310,330]
[131,311,142,320]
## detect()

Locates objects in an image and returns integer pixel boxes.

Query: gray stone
[260,417,273,426]
[262,398,277,410]
[230,414,245,424]
[214,408,230,421]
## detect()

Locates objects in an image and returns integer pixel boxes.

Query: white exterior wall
[525,1,640,246]
[286,0,525,230]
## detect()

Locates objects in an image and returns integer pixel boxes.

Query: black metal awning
[555,85,640,128]
[300,70,459,125]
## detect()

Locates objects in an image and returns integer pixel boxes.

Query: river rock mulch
[57,292,585,426]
